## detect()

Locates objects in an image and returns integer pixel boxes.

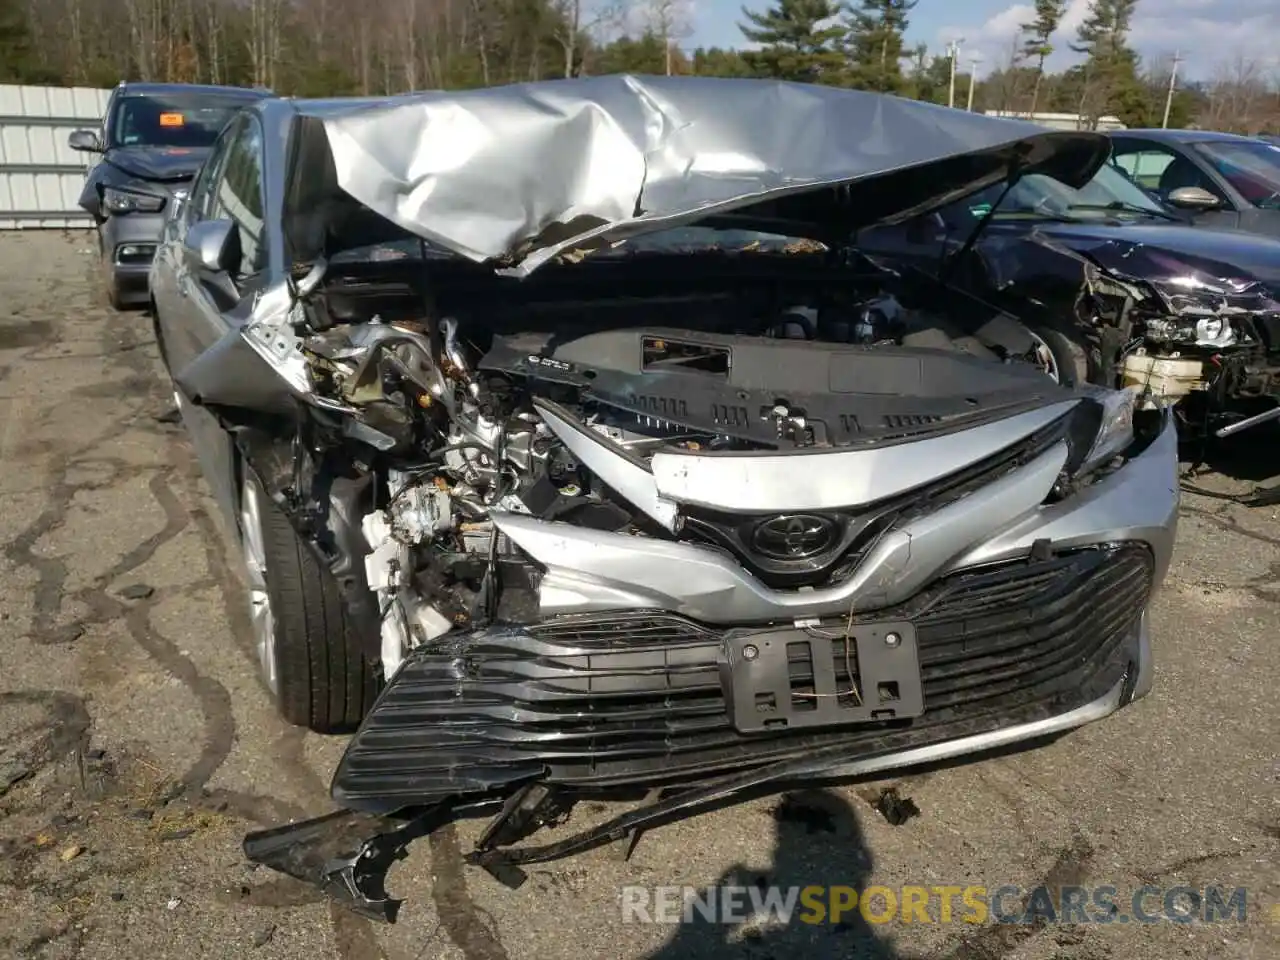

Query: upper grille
[333,545,1151,809]
[680,408,1074,589]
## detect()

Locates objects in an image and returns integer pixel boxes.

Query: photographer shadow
[642,787,907,960]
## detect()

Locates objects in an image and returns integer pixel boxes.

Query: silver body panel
[945,409,1180,590]
[647,400,1080,511]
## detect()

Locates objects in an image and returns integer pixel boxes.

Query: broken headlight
[1145,315,1236,347]
[1065,386,1137,477]
[103,186,166,214]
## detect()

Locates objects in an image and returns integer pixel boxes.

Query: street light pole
[948,39,963,108]
[1162,50,1183,128]
[967,56,981,111]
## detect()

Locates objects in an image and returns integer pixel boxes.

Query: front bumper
[101,212,165,304]
[332,412,1177,812]
[334,550,1157,811]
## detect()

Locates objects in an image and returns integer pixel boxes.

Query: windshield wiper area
[1066,201,1180,221]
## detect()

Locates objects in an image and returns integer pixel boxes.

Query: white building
[984,111,1126,132]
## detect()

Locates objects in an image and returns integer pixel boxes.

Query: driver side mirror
[67,130,102,153]
[183,219,241,274]
[1166,186,1222,211]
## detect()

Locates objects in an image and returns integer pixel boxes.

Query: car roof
[283,94,444,117]
[1109,128,1264,146]
[116,82,270,99]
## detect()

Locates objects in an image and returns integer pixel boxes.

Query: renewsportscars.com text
[619,884,1249,926]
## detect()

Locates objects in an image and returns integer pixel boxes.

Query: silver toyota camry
[148,76,1178,917]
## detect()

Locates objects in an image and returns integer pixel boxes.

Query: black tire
[1028,325,1093,387]
[105,278,126,311]
[96,230,125,310]
[242,472,378,733]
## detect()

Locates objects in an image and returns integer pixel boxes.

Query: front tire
[1027,325,1092,387]
[239,472,377,733]
[96,229,125,310]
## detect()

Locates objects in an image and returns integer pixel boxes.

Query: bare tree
[643,0,693,75]
[1203,56,1272,133]
[550,0,625,78]
[995,34,1025,113]
[247,0,286,88]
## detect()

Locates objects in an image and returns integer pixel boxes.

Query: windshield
[966,164,1169,220]
[1193,140,1280,208]
[109,94,250,149]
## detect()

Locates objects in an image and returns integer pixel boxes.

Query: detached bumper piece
[333,544,1153,810]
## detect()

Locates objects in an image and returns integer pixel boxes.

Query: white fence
[0,84,112,229]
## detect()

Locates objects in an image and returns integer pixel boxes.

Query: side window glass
[1111,147,1173,191]
[209,119,266,274]
[1116,145,1229,205]
[187,121,238,223]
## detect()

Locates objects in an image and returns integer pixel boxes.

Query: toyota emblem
[751,514,837,560]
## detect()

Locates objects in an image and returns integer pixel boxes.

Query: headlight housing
[1064,385,1137,477]
[103,186,165,214]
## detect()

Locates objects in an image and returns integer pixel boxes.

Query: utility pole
[1162,50,1183,128]
[947,39,963,109]
[967,55,982,111]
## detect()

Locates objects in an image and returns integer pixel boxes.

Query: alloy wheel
[240,477,278,694]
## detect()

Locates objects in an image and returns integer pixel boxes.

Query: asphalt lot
[0,231,1277,960]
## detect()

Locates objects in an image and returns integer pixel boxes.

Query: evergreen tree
[1019,0,1065,114]
[1070,0,1149,127]
[594,33,685,75]
[844,0,916,93]
[738,0,848,84]
[0,0,58,83]
[902,44,955,105]
[691,47,755,78]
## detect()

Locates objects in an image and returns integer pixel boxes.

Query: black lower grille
[333,545,1152,809]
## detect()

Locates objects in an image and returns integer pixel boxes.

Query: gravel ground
[0,231,1277,960]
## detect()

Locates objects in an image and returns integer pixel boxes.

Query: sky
[684,0,1280,82]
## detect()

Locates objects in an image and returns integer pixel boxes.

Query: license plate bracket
[719,621,924,734]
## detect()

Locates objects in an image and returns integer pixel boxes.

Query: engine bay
[211,251,1071,680]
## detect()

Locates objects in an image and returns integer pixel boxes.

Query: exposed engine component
[1071,261,1280,429]
[1120,352,1203,403]
[268,267,1067,681]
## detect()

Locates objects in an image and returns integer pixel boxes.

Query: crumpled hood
[1017,220,1280,317]
[105,145,210,182]
[288,75,1108,275]
[1026,220,1280,287]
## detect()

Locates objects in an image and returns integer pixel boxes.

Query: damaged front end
[1050,239,1280,441]
[217,256,1171,916]
[156,80,1179,919]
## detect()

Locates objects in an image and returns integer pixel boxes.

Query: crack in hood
[286,75,1109,276]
